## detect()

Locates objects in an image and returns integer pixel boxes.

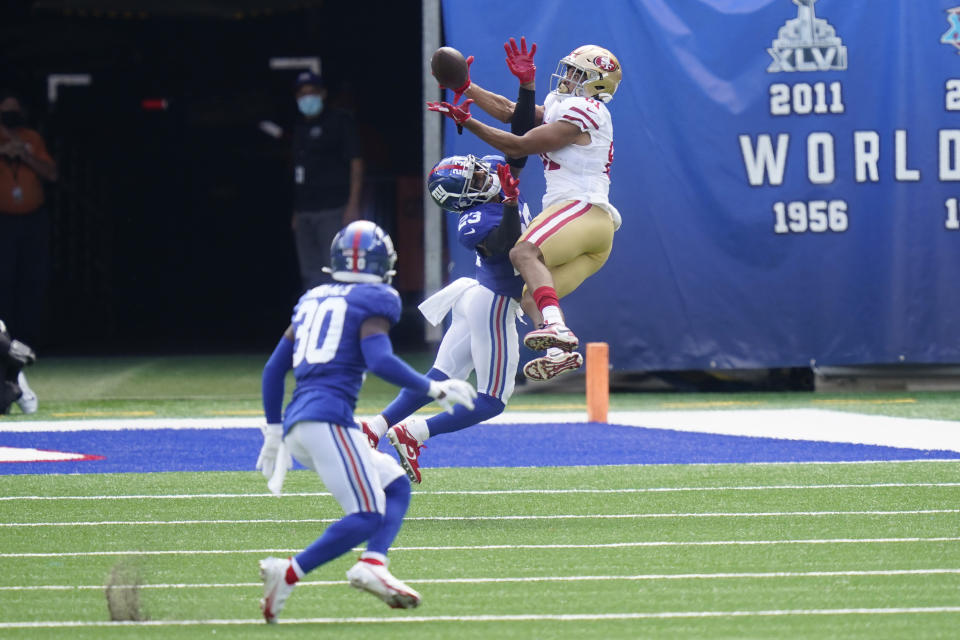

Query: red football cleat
[387,422,424,484]
[357,420,379,448]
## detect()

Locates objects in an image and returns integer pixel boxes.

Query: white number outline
[292,297,348,366]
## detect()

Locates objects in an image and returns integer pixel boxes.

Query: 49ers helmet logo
[593,55,617,72]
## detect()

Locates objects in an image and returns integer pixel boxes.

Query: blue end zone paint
[1,422,958,475]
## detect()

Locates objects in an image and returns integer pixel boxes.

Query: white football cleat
[259,556,298,623]
[16,372,37,414]
[523,323,579,352]
[523,351,584,381]
[346,559,421,609]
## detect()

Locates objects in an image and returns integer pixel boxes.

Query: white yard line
[2,481,958,501]
[2,537,959,558]
[3,509,959,528]
[2,607,960,628]
[3,568,960,591]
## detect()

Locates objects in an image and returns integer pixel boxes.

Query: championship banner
[440,0,960,371]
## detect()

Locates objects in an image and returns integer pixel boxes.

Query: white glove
[256,424,292,496]
[427,379,478,414]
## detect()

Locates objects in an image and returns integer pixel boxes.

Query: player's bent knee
[509,241,540,266]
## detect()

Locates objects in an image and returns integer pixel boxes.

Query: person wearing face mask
[0,90,57,349]
[290,71,364,290]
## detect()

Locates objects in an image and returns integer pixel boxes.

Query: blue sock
[294,511,381,574]
[426,393,504,437]
[365,476,411,556]
[382,368,448,425]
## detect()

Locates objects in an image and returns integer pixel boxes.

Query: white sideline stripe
[4,568,960,591]
[3,481,958,501]
[3,537,960,558]
[5,509,959,528]
[2,607,960,628]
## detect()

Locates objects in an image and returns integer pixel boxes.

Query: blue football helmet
[427,154,502,213]
[323,220,397,284]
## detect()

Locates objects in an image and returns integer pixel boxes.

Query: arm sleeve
[476,201,521,257]
[507,87,536,169]
[361,332,431,394]
[262,336,294,424]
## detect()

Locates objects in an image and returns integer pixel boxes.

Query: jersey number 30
[292,297,347,366]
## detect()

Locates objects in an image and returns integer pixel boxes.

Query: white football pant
[285,421,406,515]
[433,284,520,404]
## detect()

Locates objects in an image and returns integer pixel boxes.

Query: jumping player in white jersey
[255,220,476,622]
[359,154,539,484]
[429,38,623,381]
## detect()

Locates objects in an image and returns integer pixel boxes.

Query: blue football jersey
[458,196,532,299]
[282,282,401,433]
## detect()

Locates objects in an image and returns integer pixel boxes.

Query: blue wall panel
[440,0,960,370]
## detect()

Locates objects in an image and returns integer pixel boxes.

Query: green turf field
[2,355,960,638]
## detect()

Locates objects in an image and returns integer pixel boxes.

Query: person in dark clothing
[0,90,58,348]
[290,71,364,290]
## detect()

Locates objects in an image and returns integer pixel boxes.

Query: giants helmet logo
[431,184,451,204]
[593,55,617,72]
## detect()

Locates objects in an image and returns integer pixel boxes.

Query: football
[431,46,468,89]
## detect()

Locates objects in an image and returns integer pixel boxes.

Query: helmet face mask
[550,45,622,103]
[428,155,501,213]
[324,221,398,284]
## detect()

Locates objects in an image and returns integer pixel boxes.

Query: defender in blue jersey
[360,155,582,484]
[255,220,476,622]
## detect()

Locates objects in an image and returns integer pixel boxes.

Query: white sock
[406,417,431,443]
[541,305,563,325]
[368,415,389,438]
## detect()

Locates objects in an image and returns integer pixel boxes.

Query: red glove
[427,99,474,126]
[451,55,474,105]
[497,164,520,202]
[504,36,536,84]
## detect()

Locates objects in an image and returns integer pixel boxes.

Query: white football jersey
[540,93,621,230]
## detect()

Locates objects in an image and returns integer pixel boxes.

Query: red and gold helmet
[550,45,622,103]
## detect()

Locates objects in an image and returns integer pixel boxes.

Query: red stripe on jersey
[562,115,589,130]
[569,106,599,129]
[527,202,593,247]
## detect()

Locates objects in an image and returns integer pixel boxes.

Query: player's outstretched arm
[504,37,539,170]
[477,164,522,257]
[462,36,544,126]
[429,99,581,158]
[462,83,516,124]
[360,317,476,413]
